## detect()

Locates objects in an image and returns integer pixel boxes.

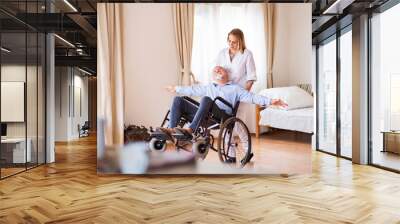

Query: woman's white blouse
[214,48,257,88]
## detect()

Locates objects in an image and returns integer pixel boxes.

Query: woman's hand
[165,86,176,93]
[270,99,288,109]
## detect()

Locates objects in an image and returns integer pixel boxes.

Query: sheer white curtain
[191,3,267,93]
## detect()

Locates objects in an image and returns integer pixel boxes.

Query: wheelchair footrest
[150,130,172,141]
[172,130,193,141]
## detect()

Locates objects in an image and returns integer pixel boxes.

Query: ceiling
[0,0,97,74]
[311,0,390,43]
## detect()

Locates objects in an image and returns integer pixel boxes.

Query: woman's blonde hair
[227,28,246,53]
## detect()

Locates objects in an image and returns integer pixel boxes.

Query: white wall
[123,4,180,128]
[55,67,89,141]
[55,67,69,141]
[1,64,46,162]
[72,74,89,138]
[1,65,41,138]
[274,4,312,87]
[273,5,290,87]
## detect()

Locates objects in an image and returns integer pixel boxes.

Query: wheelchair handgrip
[213,97,233,110]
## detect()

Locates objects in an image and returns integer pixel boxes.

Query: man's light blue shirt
[175,82,271,114]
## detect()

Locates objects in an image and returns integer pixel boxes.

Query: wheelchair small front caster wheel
[192,139,209,159]
[149,138,166,152]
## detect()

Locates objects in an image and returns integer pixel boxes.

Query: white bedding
[259,107,314,133]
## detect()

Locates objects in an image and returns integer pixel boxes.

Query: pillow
[297,83,313,96]
[258,86,313,110]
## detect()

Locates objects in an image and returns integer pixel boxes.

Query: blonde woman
[213,28,256,91]
[212,28,258,163]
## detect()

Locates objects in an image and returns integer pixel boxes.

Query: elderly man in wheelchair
[149,67,287,166]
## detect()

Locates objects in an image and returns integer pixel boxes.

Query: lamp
[63,0,78,12]
[78,67,93,76]
[54,34,75,48]
[322,0,355,15]
[1,47,11,53]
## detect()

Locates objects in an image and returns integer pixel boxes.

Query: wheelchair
[149,96,253,166]
[78,121,90,138]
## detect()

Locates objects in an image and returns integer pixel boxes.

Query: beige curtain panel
[98,3,125,147]
[264,3,275,88]
[173,3,195,86]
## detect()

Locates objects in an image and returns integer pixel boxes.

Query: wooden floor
[0,167,26,178]
[1,133,400,223]
[142,130,312,174]
[1,163,45,178]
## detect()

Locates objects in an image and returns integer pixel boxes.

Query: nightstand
[381,131,400,154]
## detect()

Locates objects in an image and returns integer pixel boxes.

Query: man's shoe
[172,128,193,141]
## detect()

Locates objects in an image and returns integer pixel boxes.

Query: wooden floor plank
[0,133,399,223]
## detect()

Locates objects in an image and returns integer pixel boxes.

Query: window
[0,1,47,179]
[390,74,400,130]
[371,2,400,171]
[340,29,352,158]
[317,36,337,154]
[316,24,353,159]
[191,3,267,92]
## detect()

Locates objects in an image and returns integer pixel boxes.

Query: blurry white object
[118,142,149,174]
[259,86,313,110]
[97,118,106,159]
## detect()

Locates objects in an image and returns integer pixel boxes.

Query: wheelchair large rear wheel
[217,117,252,167]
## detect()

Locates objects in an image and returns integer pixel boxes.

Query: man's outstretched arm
[237,88,288,108]
[166,85,208,97]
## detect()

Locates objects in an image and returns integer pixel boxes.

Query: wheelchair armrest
[213,97,233,111]
[183,96,200,106]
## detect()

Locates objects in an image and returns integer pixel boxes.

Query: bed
[255,84,314,138]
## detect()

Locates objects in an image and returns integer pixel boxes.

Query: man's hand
[270,99,288,109]
[165,85,176,93]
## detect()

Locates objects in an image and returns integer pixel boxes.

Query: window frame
[315,24,353,161]
[368,0,400,173]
